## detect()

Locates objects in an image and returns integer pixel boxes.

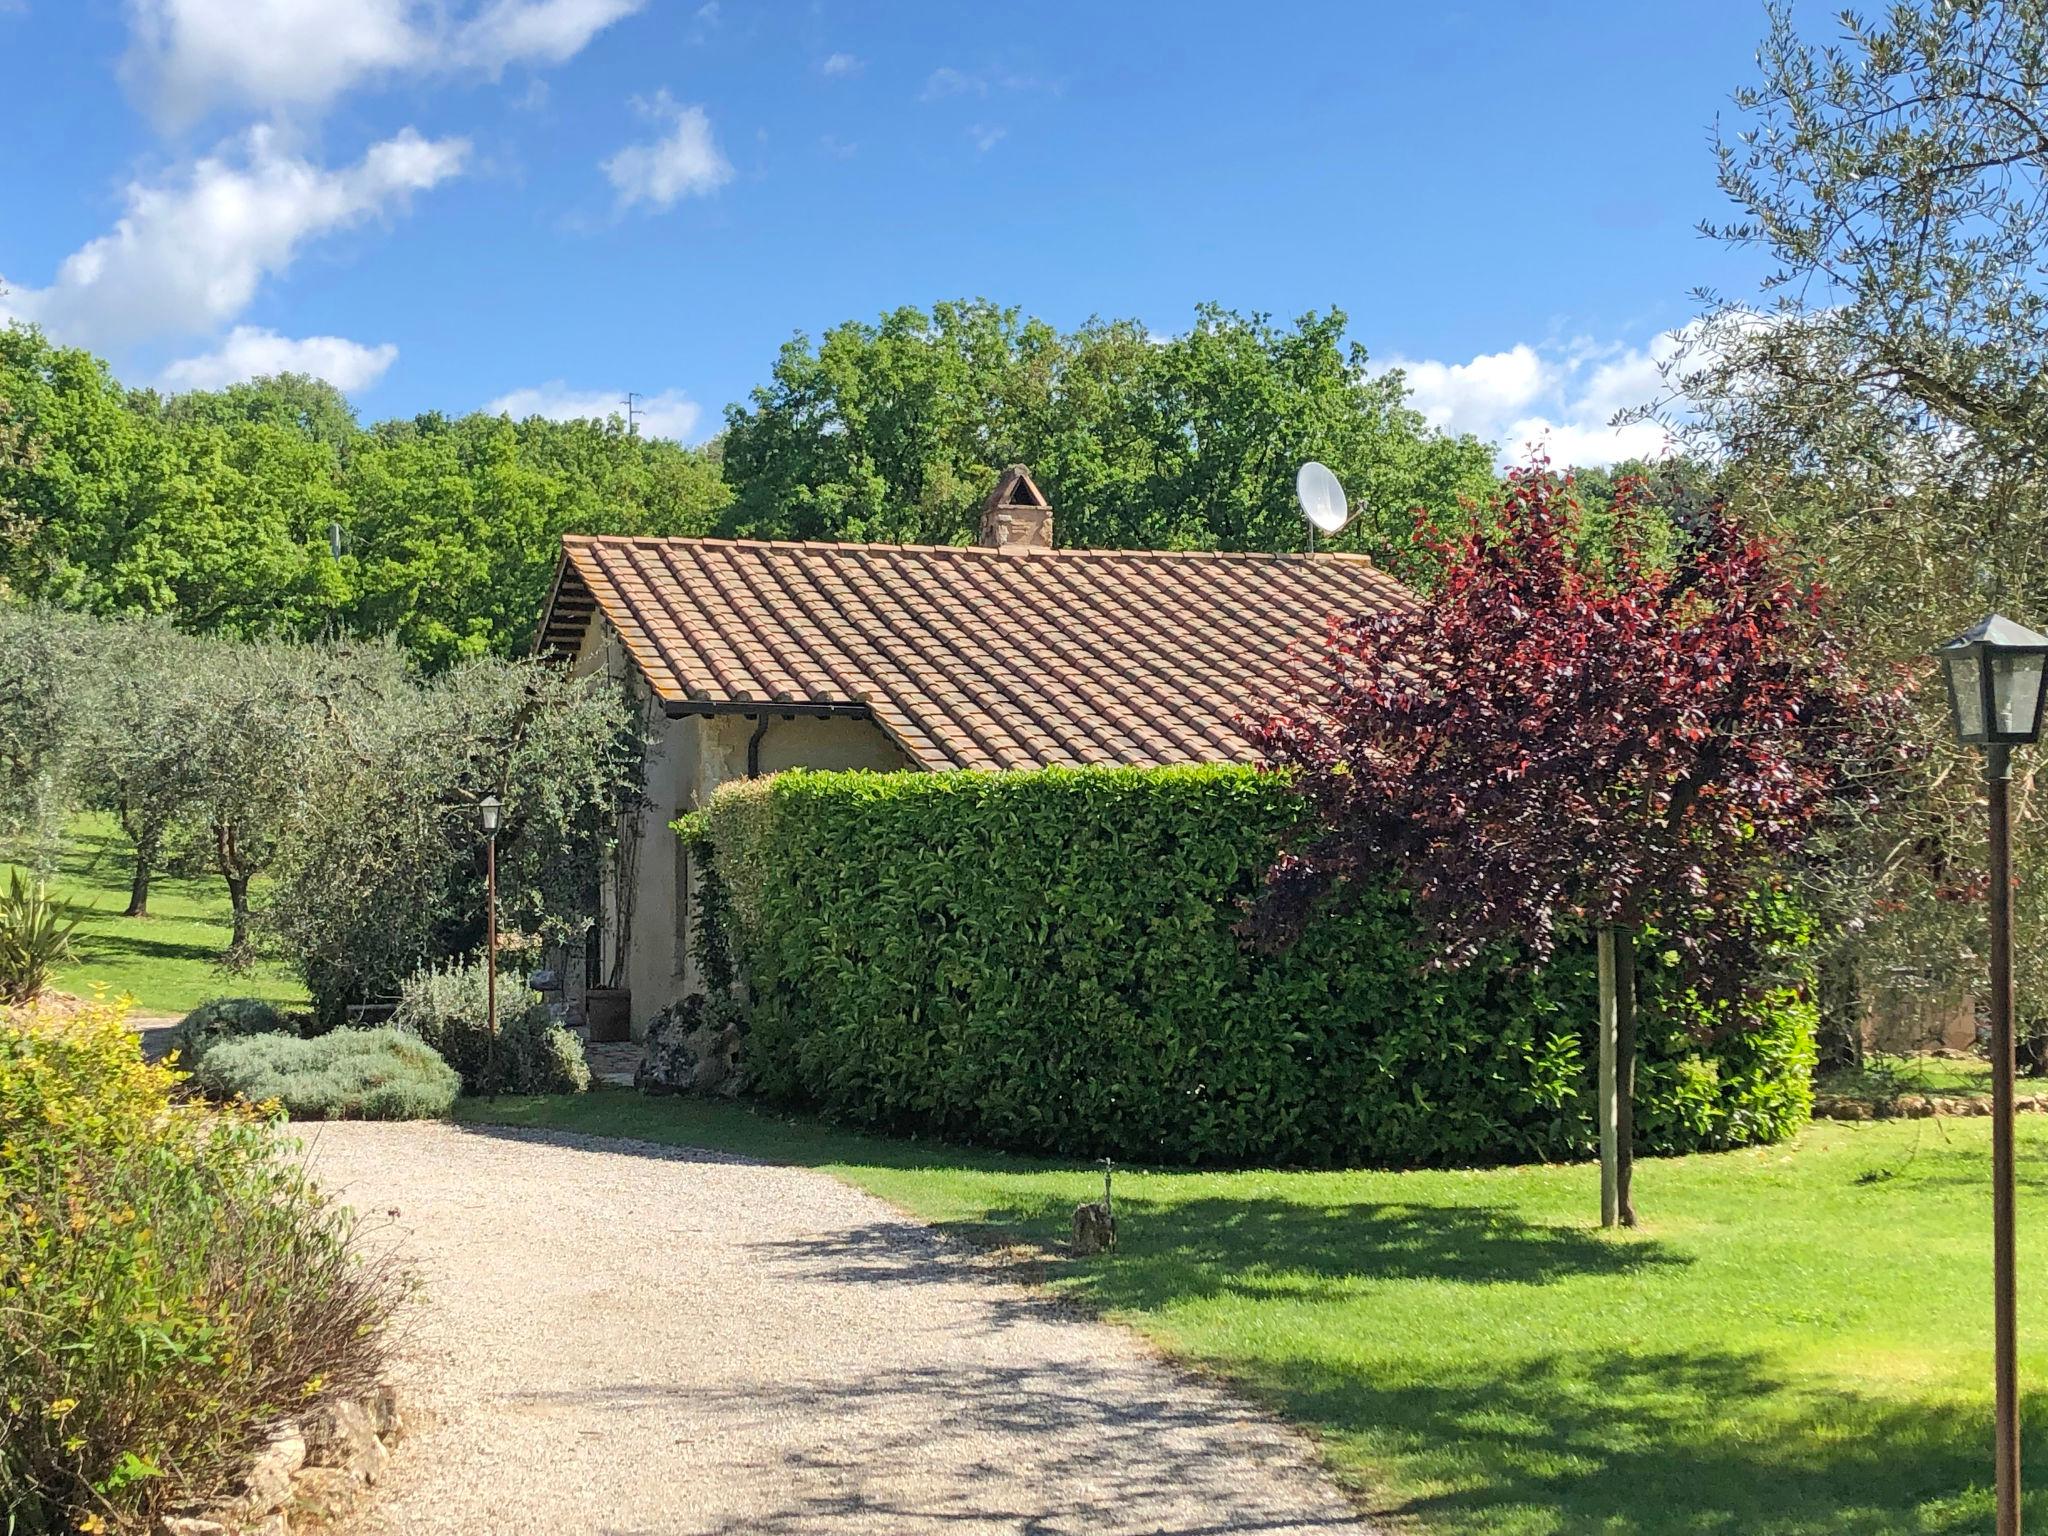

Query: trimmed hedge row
[691,765,1815,1167]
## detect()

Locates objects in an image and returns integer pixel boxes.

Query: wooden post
[1598,926,1619,1229]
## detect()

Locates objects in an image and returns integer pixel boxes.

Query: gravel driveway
[303,1121,1377,1536]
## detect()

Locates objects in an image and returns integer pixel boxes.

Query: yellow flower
[46,1396,78,1417]
[78,1513,107,1533]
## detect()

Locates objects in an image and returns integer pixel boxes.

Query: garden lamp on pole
[480,794,501,1099]
[1938,613,2048,1536]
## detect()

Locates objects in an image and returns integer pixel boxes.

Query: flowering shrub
[0,1001,398,1533]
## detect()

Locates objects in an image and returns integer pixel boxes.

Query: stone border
[158,1382,403,1536]
[1811,1093,2048,1121]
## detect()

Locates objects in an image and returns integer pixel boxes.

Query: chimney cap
[989,464,1049,510]
[978,464,1054,548]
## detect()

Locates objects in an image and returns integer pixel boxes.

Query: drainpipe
[746,715,772,777]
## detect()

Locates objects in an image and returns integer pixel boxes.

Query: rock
[352,1432,392,1486]
[637,996,746,1097]
[301,1399,379,1470]
[1971,1098,1995,1116]
[229,1422,306,1519]
[1839,1101,1873,1121]
[244,1514,289,1536]
[157,1518,229,1536]
[1901,1096,1936,1118]
[290,1465,365,1522]
[366,1381,404,1440]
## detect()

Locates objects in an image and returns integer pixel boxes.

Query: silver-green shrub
[191,1028,460,1120]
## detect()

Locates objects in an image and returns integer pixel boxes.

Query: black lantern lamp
[1938,614,2048,756]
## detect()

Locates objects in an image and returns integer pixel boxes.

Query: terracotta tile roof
[539,536,1415,772]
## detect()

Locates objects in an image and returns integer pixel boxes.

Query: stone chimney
[977,464,1054,548]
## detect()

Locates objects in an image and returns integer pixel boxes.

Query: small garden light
[480,794,501,836]
[1936,612,2048,1536]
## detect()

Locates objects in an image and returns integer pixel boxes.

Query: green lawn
[458,1090,2048,1534]
[3,814,306,1016]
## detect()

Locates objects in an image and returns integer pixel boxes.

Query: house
[534,466,1413,1036]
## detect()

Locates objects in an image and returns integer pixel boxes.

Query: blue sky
[0,1,1784,463]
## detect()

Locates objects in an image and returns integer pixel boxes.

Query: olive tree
[0,606,94,869]
[267,656,641,1022]
[69,618,206,915]
[1650,1,2048,1061]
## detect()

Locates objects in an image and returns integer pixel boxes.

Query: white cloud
[2,127,467,352]
[921,65,983,100]
[123,0,642,123]
[161,325,398,391]
[449,0,643,73]
[486,382,702,442]
[1387,345,1551,437]
[126,0,421,123]
[968,123,1006,152]
[602,93,732,209]
[1495,414,1675,468]
[920,65,1052,103]
[1383,333,1682,468]
[820,51,861,76]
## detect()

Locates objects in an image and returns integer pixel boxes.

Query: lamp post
[480,794,501,1099]
[1938,613,2048,1536]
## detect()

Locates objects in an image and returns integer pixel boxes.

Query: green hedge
[692,765,1815,1167]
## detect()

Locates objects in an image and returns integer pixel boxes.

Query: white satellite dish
[1296,461,1352,537]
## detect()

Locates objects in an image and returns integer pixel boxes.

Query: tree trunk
[226,875,252,956]
[124,846,153,918]
[216,821,252,964]
[1814,944,1865,1074]
[1614,926,1639,1228]
[1599,928,1620,1227]
[1597,925,1641,1228]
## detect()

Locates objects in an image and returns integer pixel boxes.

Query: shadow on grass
[73,930,229,967]
[1267,1347,2041,1534]
[735,1195,1685,1302]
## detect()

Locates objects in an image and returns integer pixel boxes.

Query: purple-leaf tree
[1246,463,1905,1223]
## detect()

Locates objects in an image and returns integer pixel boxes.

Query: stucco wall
[573,614,912,1036]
